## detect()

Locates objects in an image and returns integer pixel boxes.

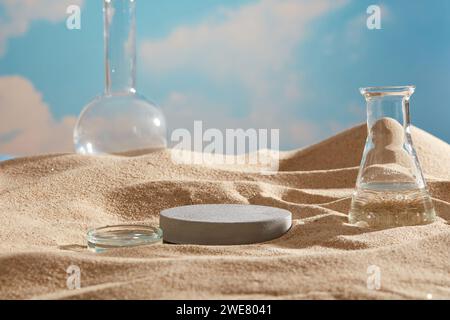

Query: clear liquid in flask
[349,182,436,228]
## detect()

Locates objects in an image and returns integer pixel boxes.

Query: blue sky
[0,0,449,156]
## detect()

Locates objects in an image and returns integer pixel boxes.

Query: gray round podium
[160,204,292,245]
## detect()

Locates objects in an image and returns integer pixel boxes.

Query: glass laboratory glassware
[74,0,166,155]
[349,86,436,228]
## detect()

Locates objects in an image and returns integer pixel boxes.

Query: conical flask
[349,86,436,228]
[74,0,167,155]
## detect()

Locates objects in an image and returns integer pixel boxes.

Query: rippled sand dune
[0,124,449,299]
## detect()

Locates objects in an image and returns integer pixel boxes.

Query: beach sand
[0,123,449,299]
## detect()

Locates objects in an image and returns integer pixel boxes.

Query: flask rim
[360,86,415,97]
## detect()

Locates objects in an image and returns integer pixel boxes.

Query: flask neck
[104,0,136,94]
[360,86,415,134]
[365,95,411,133]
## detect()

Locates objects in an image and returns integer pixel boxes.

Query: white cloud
[141,0,344,90]
[0,76,76,155]
[0,0,84,56]
[141,0,348,149]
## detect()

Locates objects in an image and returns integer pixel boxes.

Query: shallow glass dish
[87,225,163,252]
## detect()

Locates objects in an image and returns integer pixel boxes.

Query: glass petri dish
[87,224,163,252]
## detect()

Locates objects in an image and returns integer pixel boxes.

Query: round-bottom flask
[74,0,166,156]
[74,93,166,155]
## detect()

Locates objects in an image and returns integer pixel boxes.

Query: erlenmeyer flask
[349,86,436,228]
[74,0,167,155]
